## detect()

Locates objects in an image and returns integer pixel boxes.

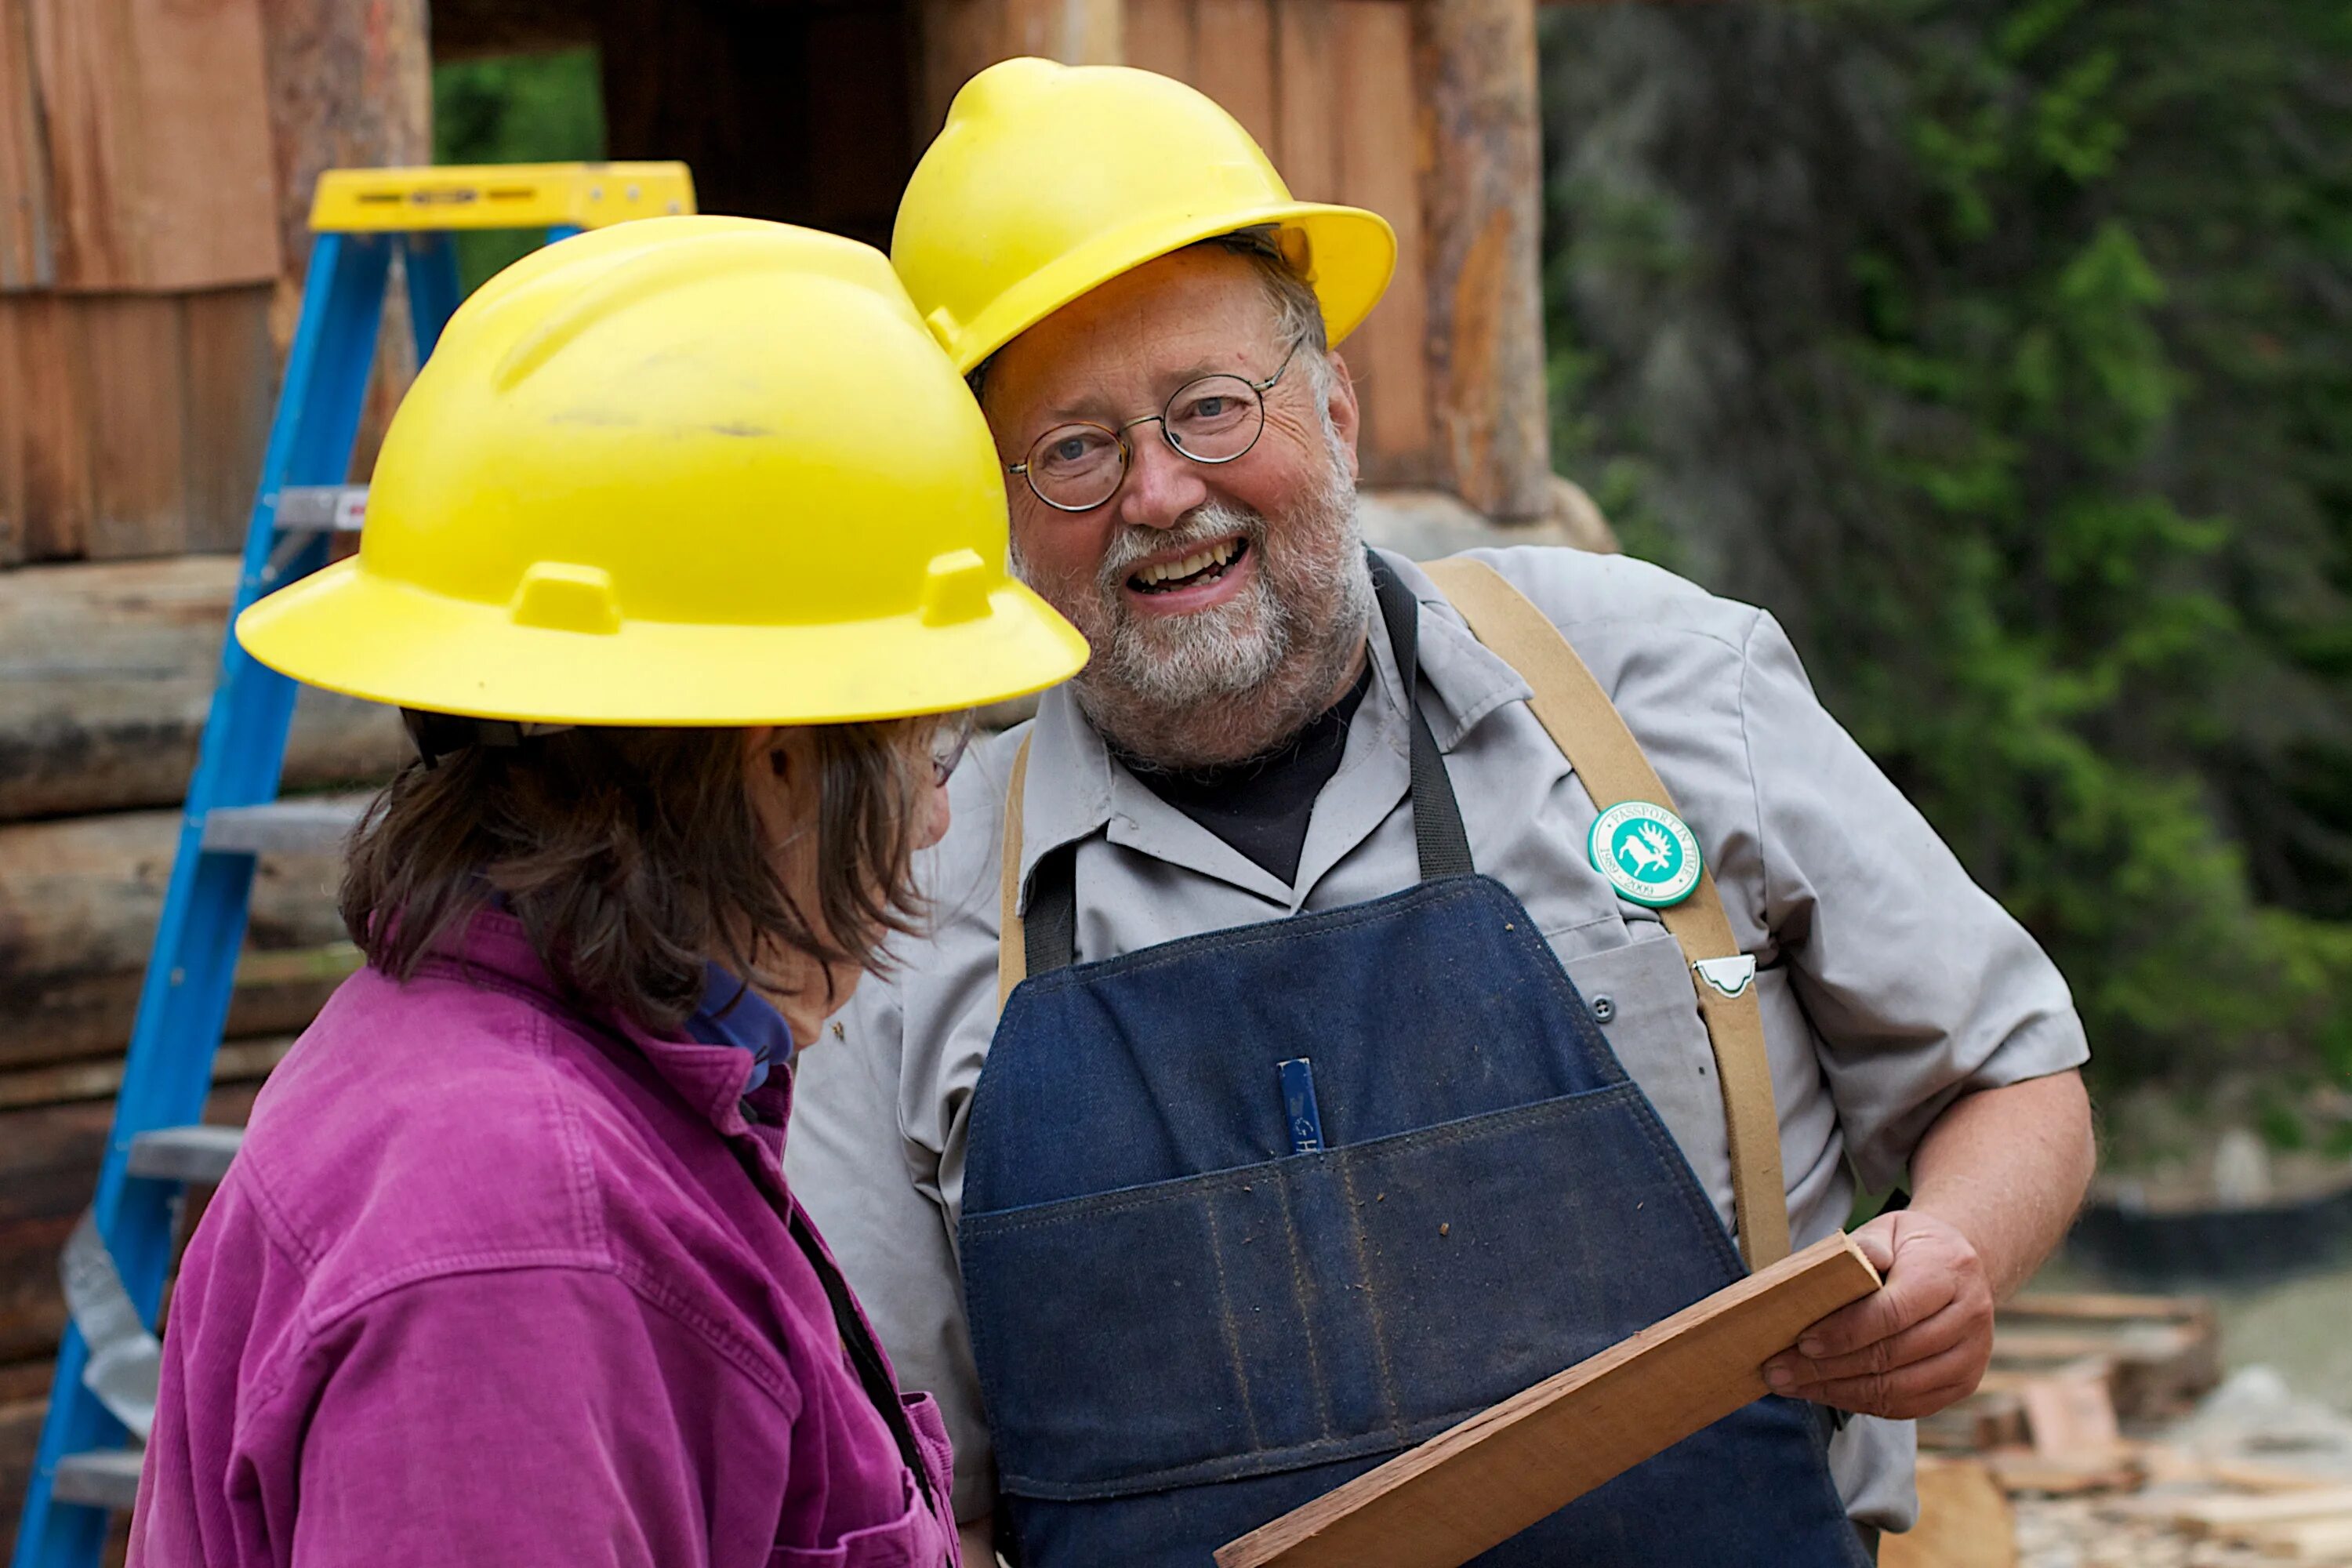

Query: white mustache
[1096,503,1267,591]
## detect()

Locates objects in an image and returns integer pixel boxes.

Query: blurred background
[2,1,2349,1559]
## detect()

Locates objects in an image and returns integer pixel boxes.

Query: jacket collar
[1009,546,1532,912]
[416,909,789,1142]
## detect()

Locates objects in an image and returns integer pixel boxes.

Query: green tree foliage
[430,49,607,293]
[1541,1,2352,1089]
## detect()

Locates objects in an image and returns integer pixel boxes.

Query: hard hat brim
[944,201,1397,373]
[236,557,1091,727]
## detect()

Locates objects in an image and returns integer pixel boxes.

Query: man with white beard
[788,59,2095,1568]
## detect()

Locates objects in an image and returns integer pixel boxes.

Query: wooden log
[0,556,411,822]
[0,804,358,1072]
[1413,0,1550,521]
[1214,1232,1882,1568]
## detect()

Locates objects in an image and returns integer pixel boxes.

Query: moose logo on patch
[1588,800,1704,909]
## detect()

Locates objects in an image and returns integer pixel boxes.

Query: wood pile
[1903,1292,2352,1565]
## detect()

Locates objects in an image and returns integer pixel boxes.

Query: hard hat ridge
[235,215,1088,727]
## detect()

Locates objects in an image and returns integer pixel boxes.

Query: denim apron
[959,561,1868,1566]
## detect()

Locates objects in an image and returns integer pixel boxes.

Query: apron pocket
[962,1077,1732,1502]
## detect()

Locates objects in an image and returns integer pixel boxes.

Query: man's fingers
[1791,1238,1960,1360]
[1773,1339,1986,1420]
[1765,1298,1976,1391]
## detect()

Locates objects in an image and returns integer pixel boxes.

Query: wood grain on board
[1124,0,1197,82]
[18,0,278,292]
[0,0,54,290]
[178,285,277,553]
[1330,0,1429,485]
[1194,0,1279,155]
[1215,1232,1883,1568]
[5,292,92,560]
[1272,0,1341,201]
[82,293,189,557]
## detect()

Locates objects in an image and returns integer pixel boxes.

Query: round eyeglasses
[1008,343,1301,514]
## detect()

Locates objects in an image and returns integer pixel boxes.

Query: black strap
[786,1205,942,1515]
[1022,554,1474,979]
[1369,550,1475,880]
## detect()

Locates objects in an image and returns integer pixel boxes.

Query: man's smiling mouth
[1129,538,1247,593]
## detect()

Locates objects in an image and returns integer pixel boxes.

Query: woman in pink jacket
[130,217,1085,1568]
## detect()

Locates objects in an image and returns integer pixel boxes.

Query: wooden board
[4,292,90,559]
[1881,1457,2019,1568]
[20,0,279,292]
[0,800,359,1072]
[0,0,55,290]
[1214,1232,1882,1568]
[82,293,191,557]
[1330,0,1429,487]
[178,285,276,553]
[1273,0,1341,201]
[1124,0,1197,82]
[1193,0,1278,154]
[0,556,411,822]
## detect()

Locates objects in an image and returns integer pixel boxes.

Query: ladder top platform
[309,162,695,234]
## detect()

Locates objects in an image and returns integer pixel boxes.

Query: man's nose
[1116,424,1210,530]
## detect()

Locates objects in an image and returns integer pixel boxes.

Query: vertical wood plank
[1273,0,1341,200]
[0,0,56,290]
[24,0,278,292]
[82,294,190,557]
[1123,0,1197,82]
[1332,0,1429,485]
[1192,0,1277,153]
[0,298,24,561]
[180,285,274,553]
[1415,0,1549,518]
[1003,0,1123,64]
[917,0,1003,137]
[118,0,280,292]
[10,292,90,559]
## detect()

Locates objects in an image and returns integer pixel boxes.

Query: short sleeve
[1739,611,2089,1189]
[789,982,995,1520]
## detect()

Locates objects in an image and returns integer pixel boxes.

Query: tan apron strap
[1419,556,1791,1270]
[998,735,1033,1011]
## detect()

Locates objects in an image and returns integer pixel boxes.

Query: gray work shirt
[787,545,2088,1530]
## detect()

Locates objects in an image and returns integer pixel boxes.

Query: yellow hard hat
[237,216,1087,726]
[892,57,1397,373]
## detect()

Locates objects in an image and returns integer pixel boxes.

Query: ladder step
[274,484,368,532]
[201,798,367,855]
[50,1448,143,1511]
[125,1125,245,1183]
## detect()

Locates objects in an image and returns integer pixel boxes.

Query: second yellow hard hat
[237,216,1087,727]
[892,57,1399,373]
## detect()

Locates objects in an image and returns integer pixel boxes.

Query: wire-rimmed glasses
[1008,341,1301,513]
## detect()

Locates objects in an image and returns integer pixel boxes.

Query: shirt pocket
[770,1472,953,1568]
[1561,924,1737,1234]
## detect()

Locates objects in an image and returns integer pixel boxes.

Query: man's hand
[1761,1208,1994,1420]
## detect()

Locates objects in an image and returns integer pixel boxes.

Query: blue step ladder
[11,160,695,1568]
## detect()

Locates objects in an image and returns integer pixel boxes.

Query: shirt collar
[681,962,794,1094]
[1007,546,1534,911]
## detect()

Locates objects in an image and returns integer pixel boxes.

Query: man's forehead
[984,248,1279,419]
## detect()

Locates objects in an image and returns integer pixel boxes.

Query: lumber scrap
[1214,1232,1882,1568]
[1994,1292,2220,1421]
[1412,0,1551,521]
[0,803,358,1070]
[0,556,410,821]
[2019,1358,2122,1460]
[1880,1457,2018,1568]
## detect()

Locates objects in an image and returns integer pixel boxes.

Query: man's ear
[1324,350,1363,485]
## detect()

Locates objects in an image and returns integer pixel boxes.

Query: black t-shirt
[1119,661,1374,886]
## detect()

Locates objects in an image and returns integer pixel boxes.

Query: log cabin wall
[0,0,423,1541]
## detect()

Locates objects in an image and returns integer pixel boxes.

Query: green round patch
[1588,800,1704,908]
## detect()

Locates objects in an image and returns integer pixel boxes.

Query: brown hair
[340,721,933,1033]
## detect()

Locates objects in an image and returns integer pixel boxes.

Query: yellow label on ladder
[309,162,697,234]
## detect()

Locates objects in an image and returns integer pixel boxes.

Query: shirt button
[1591,995,1617,1025]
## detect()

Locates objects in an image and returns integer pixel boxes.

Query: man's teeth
[1134,540,1238,587]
